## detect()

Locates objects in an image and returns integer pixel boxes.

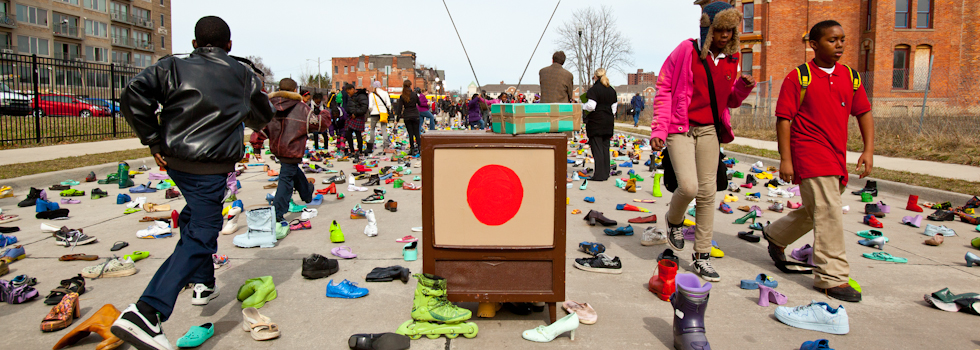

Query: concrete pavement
[0,134,979,349]
[615,122,980,183]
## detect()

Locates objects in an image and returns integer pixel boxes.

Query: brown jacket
[539,63,575,103]
[263,91,310,164]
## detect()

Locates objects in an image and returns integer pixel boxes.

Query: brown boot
[53,304,124,350]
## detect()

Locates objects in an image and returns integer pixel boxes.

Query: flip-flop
[0,214,21,224]
[862,252,907,263]
[58,254,99,261]
[395,235,418,243]
[330,246,357,259]
[110,241,129,251]
[123,208,141,214]
[855,230,889,242]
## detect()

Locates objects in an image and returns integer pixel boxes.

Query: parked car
[32,94,111,117]
[83,98,121,118]
[0,82,32,116]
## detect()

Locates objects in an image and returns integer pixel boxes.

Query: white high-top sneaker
[364,209,378,237]
[301,208,318,221]
[40,223,61,233]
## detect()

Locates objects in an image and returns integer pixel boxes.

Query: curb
[615,129,974,204]
[1,156,157,193]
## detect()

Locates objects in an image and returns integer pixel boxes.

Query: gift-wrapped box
[490,103,582,134]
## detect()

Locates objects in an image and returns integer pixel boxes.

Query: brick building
[331,51,444,94]
[0,0,171,66]
[738,0,980,115]
[627,69,657,85]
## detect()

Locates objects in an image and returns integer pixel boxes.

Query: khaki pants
[665,125,719,254]
[766,176,849,289]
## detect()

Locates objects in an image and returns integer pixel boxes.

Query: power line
[441,0,480,89]
[516,0,562,94]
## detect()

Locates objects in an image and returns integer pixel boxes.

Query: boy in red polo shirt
[762,20,875,303]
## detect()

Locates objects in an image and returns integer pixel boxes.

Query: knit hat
[372,81,382,88]
[699,1,742,59]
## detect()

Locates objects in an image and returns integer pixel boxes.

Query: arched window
[892,45,910,89]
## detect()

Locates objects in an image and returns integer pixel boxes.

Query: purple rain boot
[672,273,712,350]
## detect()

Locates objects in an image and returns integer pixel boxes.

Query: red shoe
[324,183,337,195]
[171,210,179,230]
[384,178,394,184]
[354,164,370,173]
[906,195,923,212]
[315,188,332,195]
[648,259,677,301]
[863,214,884,228]
[741,183,753,189]
[628,215,657,224]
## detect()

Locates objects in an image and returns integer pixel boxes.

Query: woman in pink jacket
[651,1,755,282]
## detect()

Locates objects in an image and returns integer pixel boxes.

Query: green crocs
[237,276,277,309]
[176,323,214,348]
[124,251,150,262]
[862,252,907,263]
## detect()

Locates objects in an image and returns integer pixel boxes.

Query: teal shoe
[687,207,696,217]
[155,181,172,190]
[413,176,421,181]
[615,179,626,189]
[403,242,418,261]
[176,323,214,348]
[288,200,306,213]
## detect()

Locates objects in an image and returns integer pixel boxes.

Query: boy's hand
[740,74,756,89]
[855,152,874,178]
[651,137,665,151]
[779,159,794,183]
[153,153,168,170]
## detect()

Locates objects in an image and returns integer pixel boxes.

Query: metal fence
[0,53,143,146]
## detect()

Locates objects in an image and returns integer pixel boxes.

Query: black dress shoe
[348,332,410,350]
[851,180,877,196]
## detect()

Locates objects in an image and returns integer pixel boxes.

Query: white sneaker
[127,197,147,209]
[137,221,171,238]
[112,304,175,350]
[190,283,219,306]
[752,161,764,169]
[348,185,368,192]
[364,209,378,237]
[641,227,667,246]
[301,208,318,221]
[219,216,240,235]
[225,206,242,219]
[842,205,850,214]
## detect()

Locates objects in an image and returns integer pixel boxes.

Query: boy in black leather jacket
[113,16,273,350]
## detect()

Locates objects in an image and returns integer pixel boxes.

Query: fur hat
[699,1,742,59]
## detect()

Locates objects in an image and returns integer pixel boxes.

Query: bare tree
[554,6,634,88]
[246,55,274,82]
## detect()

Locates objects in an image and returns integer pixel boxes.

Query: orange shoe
[53,304,123,350]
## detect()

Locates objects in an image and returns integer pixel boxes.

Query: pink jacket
[651,39,753,144]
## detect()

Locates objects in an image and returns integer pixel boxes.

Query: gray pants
[366,115,389,149]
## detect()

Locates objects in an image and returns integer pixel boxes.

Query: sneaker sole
[697,272,721,282]
[81,268,138,279]
[666,237,685,251]
[573,263,622,274]
[361,200,384,204]
[110,319,170,350]
[640,239,667,246]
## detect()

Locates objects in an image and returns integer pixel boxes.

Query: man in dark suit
[538,51,574,104]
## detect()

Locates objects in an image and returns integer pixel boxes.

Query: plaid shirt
[539,63,575,103]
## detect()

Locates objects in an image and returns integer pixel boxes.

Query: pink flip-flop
[331,246,357,259]
[396,235,418,243]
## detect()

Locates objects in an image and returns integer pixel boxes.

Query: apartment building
[0,0,172,68]
[737,0,980,115]
[332,51,445,94]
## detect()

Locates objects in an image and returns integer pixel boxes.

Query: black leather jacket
[122,47,274,175]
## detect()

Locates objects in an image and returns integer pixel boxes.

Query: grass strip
[614,125,980,195]
[0,148,151,180]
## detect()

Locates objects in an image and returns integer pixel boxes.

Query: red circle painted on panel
[466,165,524,226]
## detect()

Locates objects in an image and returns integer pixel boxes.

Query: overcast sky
[172,0,704,90]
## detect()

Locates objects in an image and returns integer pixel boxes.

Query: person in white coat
[366,81,392,154]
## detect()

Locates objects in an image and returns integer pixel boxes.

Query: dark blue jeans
[139,168,225,321]
[420,111,436,131]
[273,163,313,221]
[633,112,641,127]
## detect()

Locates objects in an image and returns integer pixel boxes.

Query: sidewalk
[615,122,980,182]
[0,137,145,166]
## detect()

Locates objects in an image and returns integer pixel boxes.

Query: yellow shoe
[0,186,12,199]
[710,246,725,258]
[724,194,738,203]
[477,302,502,318]
[683,218,696,226]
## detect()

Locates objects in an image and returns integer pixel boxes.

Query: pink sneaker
[60,198,81,204]
[289,219,311,230]
[787,202,802,209]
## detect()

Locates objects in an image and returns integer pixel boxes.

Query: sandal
[44,275,85,305]
[59,254,99,261]
[110,241,129,251]
[41,292,80,332]
[241,307,280,341]
[139,216,170,223]
[330,246,357,259]
[862,252,908,263]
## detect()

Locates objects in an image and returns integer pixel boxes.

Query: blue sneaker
[620,161,632,168]
[268,176,279,182]
[566,159,576,164]
[0,234,17,248]
[236,180,242,190]
[266,193,274,206]
[603,225,634,236]
[116,193,131,204]
[578,241,606,256]
[35,199,59,213]
[774,301,849,335]
[326,279,369,299]
[1,245,26,261]
[232,199,244,209]
[584,197,595,203]
[750,166,764,173]
[801,339,833,350]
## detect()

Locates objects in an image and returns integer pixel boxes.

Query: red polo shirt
[689,50,741,126]
[775,61,871,186]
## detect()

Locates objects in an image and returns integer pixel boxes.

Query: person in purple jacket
[467,94,485,130]
[418,88,436,132]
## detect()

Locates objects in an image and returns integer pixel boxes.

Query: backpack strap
[843,64,861,91]
[795,63,811,107]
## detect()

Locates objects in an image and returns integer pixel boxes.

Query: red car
[32,94,111,117]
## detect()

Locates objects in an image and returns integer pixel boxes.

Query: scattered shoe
[774,301,849,335]
[573,253,622,274]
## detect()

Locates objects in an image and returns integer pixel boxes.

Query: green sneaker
[860,192,873,203]
[288,200,306,213]
[394,179,404,189]
[237,276,277,309]
[330,220,345,243]
[275,221,289,240]
[733,171,745,179]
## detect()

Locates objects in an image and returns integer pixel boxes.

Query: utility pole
[576,27,585,96]
[306,57,325,89]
